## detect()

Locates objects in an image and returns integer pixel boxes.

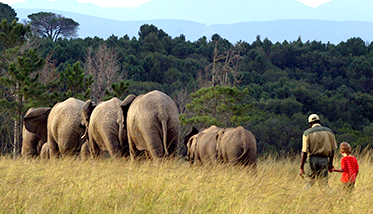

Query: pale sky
[2,0,331,8]
[296,0,331,8]
[1,0,152,7]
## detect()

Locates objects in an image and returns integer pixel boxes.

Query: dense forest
[1,3,373,155]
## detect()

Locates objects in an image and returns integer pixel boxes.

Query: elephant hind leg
[40,143,50,159]
[48,136,59,158]
[89,136,101,158]
[146,140,164,161]
[194,152,202,165]
[166,130,179,157]
[105,136,122,158]
[80,141,91,159]
[141,129,164,160]
[128,130,139,161]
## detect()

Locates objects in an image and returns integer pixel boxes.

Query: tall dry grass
[0,150,372,213]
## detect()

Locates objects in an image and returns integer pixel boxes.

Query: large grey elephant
[81,97,128,158]
[185,125,222,164]
[216,126,257,166]
[22,107,51,158]
[120,90,180,161]
[185,125,257,167]
[24,98,95,157]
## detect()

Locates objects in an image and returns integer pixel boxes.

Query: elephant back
[130,90,178,116]
[192,126,221,164]
[126,90,180,159]
[217,126,257,166]
[127,90,179,134]
[49,98,85,130]
[47,98,85,153]
[197,126,221,150]
[88,97,123,150]
[90,97,122,129]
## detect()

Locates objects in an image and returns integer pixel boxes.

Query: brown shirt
[302,124,337,157]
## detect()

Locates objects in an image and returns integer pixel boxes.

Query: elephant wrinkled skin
[185,125,257,167]
[82,97,127,158]
[24,98,94,158]
[121,90,180,161]
[186,125,222,164]
[217,126,257,166]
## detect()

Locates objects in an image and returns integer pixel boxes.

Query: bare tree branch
[84,43,122,101]
[204,42,245,87]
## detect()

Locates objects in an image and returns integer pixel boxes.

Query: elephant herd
[22,90,257,167]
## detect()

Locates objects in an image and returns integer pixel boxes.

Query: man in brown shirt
[299,114,337,187]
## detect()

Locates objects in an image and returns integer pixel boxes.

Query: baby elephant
[216,126,257,167]
[185,125,221,164]
[185,126,257,167]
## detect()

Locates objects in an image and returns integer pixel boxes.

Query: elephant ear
[82,100,96,125]
[216,128,225,152]
[81,100,97,139]
[184,126,199,147]
[117,114,129,155]
[189,135,199,160]
[186,135,197,160]
[120,94,136,119]
[216,129,225,141]
[24,107,51,136]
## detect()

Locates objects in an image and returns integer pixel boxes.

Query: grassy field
[0,150,372,214]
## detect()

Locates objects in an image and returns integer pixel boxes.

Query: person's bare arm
[332,168,344,173]
[299,152,307,177]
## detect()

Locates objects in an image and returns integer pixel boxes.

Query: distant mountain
[11,0,373,44]
[16,8,373,44]
[12,0,373,25]
[212,20,373,44]
[316,0,373,22]
[16,9,209,41]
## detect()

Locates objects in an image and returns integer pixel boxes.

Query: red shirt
[340,155,359,183]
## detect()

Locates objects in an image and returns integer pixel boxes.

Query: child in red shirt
[332,142,359,190]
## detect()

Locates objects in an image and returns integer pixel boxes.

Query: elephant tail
[229,143,249,164]
[161,120,169,157]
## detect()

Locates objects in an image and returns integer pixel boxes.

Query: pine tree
[0,19,30,62]
[54,62,93,101]
[0,3,18,23]
[27,12,79,41]
[180,86,252,128]
[0,18,38,156]
[0,48,45,156]
[103,81,130,101]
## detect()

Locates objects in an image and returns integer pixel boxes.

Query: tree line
[1,3,372,156]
